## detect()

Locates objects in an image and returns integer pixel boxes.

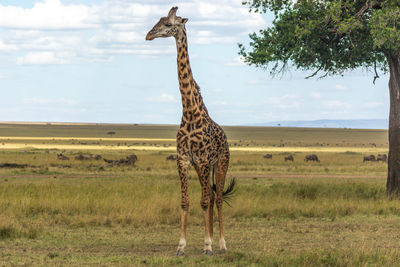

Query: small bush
[295,184,320,200]
[0,224,40,239]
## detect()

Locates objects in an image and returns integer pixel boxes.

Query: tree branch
[319,71,330,79]
[356,0,382,18]
[373,60,380,84]
[305,65,323,79]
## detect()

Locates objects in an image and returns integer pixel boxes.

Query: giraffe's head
[145,7,188,41]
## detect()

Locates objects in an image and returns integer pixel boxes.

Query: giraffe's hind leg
[209,178,215,243]
[176,158,190,256]
[215,154,229,254]
[194,163,213,255]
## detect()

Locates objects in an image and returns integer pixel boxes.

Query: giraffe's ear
[182,18,188,24]
[168,6,178,17]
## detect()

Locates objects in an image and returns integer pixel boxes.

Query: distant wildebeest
[304,154,320,162]
[377,154,387,163]
[166,154,178,161]
[93,154,102,160]
[103,154,138,167]
[74,154,90,160]
[125,154,138,164]
[284,155,294,162]
[263,154,272,159]
[57,153,69,160]
[363,155,376,162]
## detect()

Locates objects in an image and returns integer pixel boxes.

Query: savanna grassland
[1,122,399,266]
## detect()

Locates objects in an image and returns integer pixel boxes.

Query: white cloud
[225,56,246,67]
[0,0,267,63]
[91,29,142,45]
[211,87,224,93]
[247,78,267,85]
[212,101,228,106]
[333,84,347,91]
[21,36,81,51]
[0,40,18,51]
[190,30,236,44]
[0,0,97,30]
[267,94,302,109]
[323,100,351,109]
[21,97,77,105]
[184,1,266,33]
[310,91,322,99]
[320,110,351,117]
[17,51,73,65]
[147,93,177,103]
[363,101,383,108]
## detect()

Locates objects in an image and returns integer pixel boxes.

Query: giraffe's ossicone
[146,6,236,256]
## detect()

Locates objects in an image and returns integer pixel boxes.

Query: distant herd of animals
[263,153,320,162]
[262,153,388,163]
[363,154,387,163]
[57,152,388,165]
[57,153,138,167]
[56,152,388,164]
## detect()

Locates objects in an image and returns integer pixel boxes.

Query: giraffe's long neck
[175,29,207,121]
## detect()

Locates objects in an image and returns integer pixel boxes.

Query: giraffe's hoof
[176,250,185,257]
[203,249,213,256]
[219,249,227,255]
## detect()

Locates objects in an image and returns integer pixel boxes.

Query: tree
[107,131,116,136]
[239,0,400,197]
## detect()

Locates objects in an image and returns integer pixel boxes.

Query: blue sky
[0,0,390,125]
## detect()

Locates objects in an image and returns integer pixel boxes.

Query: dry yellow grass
[0,137,388,153]
[0,136,176,142]
[0,143,176,151]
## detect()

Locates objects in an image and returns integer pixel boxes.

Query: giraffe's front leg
[176,157,189,256]
[194,163,213,255]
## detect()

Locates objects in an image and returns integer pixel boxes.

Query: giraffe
[146,6,236,256]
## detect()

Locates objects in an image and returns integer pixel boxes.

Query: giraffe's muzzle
[145,33,155,41]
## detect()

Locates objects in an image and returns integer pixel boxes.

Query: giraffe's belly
[177,132,224,167]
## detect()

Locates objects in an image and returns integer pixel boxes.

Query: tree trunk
[386,52,400,197]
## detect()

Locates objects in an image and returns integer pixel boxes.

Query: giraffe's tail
[222,178,237,207]
[211,168,237,207]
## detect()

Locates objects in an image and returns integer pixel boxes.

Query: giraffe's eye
[165,23,172,27]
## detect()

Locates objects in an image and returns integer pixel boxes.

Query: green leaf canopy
[239,0,400,80]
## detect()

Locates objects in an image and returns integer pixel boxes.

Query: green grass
[3,219,400,266]
[0,123,396,266]
[1,171,400,265]
[0,175,395,227]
